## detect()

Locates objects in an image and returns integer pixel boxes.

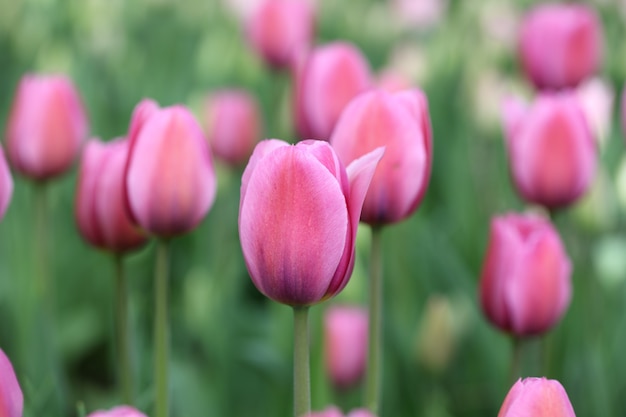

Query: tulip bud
[246,0,315,69]
[0,147,13,221]
[518,3,603,90]
[498,378,576,417]
[125,105,217,237]
[324,305,368,389]
[294,42,371,141]
[204,89,262,166]
[502,92,596,209]
[331,89,432,225]
[5,73,89,180]
[87,405,148,417]
[0,348,23,417]
[76,138,147,253]
[480,213,572,337]
[239,139,383,306]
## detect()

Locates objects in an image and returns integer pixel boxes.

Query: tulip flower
[5,73,88,180]
[0,147,13,221]
[519,3,603,90]
[480,213,572,337]
[294,42,371,141]
[204,90,262,166]
[246,0,314,69]
[324,306,368,389]
[87,406,148,417]
[0,348,23,417]
[498,378,576,417]
[502,92,596,209]
[331,88,432,225]
[125,105,217,237]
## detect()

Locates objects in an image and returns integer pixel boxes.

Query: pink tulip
[125,105,217,237]
[324,305,368,389]
[239,140,383,305]
[246,0,315,69]
[294,42,372,141]
[5,74,89,180]
[519,3,603,90]
[330,89,432,224]
[204,90,262,166]
[498,378,575,417]
[480,213,572,337]
[86,405,148,417]
[0,147,13,220]
[0,348,23,417]
[346,410,376,417]
[502,92,596,209]
[76,138,146,253]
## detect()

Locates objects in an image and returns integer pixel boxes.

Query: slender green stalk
[35,183,50,305]
[293,306,311,417]
[510,336,523,383]
[365,226,383,414]
[115,254,134,404]
[154,240,170,417]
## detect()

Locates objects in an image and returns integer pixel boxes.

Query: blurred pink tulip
[87,405,148,417]
[125,105,217,237]
[5,74,89,180]
[239,139,383,305]
[346,410,376,417]
[246,0,315,69]
[519,3,603,90]
[480,213,572,337]
[498,378,575,417]
[331,89,432,224]
[0,147,13,220]
[324,305,368,389]
[502,92,596,209]
[76,138,147,253]
[204,90,262,166]
[294,42,372,141]
[0,348,23,417]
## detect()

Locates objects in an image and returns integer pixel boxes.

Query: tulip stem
[35,183,50,307]
[154,240,170,417]
[115,254,134,405]
[510,336,523,383]
[365,226,384,414]
[293,306,311,417]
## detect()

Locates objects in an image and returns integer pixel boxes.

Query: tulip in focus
[5,73,88,180]
[125,104,217,237]
[0,348,23,417]
[502,92,596,209]
[204,90,262,166]
[87,406,148,417]
[246,0,314,69]
[519,3,603,90]
[331,88,432,224]
[480,213,572,337]
[294,42,371,140]
[239,139,383,306]
[498,378,576,417]
[324,305,368,389]
[76,138,146,253]
[0,147,13,220]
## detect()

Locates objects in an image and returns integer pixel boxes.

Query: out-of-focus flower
[575,77,614,148]
[390,0,447,31]
[502,92,596,209]
[76,138,147,253]
[293,42,371,141]
[204,89,262,166]
[498,378,576,417]
[331,89,432,225]
[518,3,603,90]
[86,405,148,417]
[480,1,520,52]
[480,213,572,337]
[0,349,22,417]
[324,305,368,389]
[303,407,376,417]
[0,147,13,221]
[246,0,315,69]
[239,140,383,306]
[125,104,217,237]
[5,73,88,180]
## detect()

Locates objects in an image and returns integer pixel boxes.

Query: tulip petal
[499,378,576,417]
[240,139,289,211]
[0,349,23,417]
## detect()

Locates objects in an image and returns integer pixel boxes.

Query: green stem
[115,254,134,405]
[510,336,523,383]
[154,241,170,417]
[35,183,50,306]
[365,226,384,414]
[293,306,311,417]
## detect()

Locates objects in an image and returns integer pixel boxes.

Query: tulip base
[365,226,383,414]
[154,241,170,417]
[293,306,311,417]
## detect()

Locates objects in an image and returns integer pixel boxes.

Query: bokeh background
[1,0,626,416]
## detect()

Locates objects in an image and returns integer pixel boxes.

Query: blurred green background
[1,0,626,416]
